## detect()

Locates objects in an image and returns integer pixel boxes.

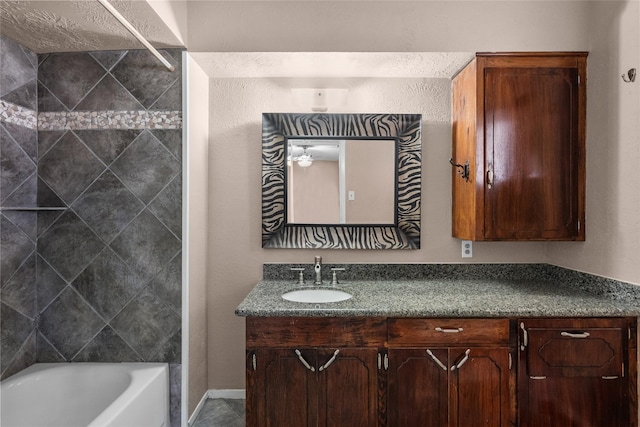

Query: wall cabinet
[451,52,587,241]
[518,318,637,427]
[387,319,515,427]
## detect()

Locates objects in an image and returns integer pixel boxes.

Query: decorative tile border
[1,101,181,131]
[0,100,38,129]
[38,110,182,130]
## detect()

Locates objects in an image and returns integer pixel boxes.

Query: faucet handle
[290,268,305,285]
[330,268,345,285]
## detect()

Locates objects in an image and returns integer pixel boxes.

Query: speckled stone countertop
[235,264,640,318]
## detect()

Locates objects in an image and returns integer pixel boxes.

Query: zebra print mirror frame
[262,113,422,249]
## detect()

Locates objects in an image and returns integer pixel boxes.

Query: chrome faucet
[314,256,322,285]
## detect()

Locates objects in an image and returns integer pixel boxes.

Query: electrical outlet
[462,240,473,258]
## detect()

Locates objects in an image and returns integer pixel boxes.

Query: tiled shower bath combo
[0,35,183,426]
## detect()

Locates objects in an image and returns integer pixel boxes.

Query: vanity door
[518,317,636,427]
[386,318,515,427]
[387,347,511,427]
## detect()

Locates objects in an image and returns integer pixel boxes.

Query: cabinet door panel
[249,348,316,427]
[451,347,511,427]
[318,348,378,427]
[521,377,627,427]
[484,67,579,240]
[387,348,448,427]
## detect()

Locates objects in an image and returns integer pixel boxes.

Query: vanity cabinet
[518,318,637,427]
[245,317,386,427]
[245,316,637,427]
[451,52,587,241]
[386,318,516,427]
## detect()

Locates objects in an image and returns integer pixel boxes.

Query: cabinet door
[450,347,512,427]
[519,318,632,427]
[387,348,449,427]
[484,66,580,240]
[247,348,316,427]
[317,348,379,427]
[521,377,627,427]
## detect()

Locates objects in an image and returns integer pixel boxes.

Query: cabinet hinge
[520,322,528,351]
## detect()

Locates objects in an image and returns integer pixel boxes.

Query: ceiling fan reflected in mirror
[288,142,341,168]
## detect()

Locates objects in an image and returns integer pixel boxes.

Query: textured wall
[546,0,640,286]
[207,77,549,389]
[0,35,184,427]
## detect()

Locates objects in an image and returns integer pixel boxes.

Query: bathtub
[0,363,169,427]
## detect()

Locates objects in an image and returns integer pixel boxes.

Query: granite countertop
[235,265,640,318]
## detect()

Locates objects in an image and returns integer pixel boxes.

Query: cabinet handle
[426,349,448,371]
[319,349,340,372]
[252,353,257,371]
[451,349,471,371]
[435,327,463,333]
[295,349,315,372]
[561,331,591,338]
[486,168,494,188]
[602,376,619,380]
[520,322,528,350]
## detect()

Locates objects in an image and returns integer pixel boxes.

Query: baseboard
[207,389,246,399]
[188,389,246,426]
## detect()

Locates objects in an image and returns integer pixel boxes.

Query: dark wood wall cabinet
[451,52,587,241]
[244,316,637,427]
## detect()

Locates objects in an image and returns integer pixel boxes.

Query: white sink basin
[282,288,352,303]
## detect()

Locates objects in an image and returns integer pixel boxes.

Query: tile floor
[191,398,245,427]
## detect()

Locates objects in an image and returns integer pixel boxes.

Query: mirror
[287,139,396,225]
[262,113,422,249]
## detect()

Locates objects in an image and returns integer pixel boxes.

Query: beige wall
[289,161,340,224]
[546,1,640,286]
[207,77,549,390]
[195,0,640,391]
[185,54,209,417]
[345,140,395,224]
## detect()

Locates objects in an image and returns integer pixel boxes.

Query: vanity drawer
[388,318,510,346]
[246,317,387,348]
[522,318,629,377]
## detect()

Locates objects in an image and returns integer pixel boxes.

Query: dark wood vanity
[244,316,637,427]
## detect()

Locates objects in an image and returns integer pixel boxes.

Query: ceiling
[0,1,474,78]
[0,1,182,53]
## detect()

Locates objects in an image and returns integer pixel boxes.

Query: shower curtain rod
[97,0,175,72]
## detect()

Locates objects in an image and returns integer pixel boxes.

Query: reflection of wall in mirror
[288,161,340,224]
[346,140,395,224]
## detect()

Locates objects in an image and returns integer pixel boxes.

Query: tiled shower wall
[1,35,183,426]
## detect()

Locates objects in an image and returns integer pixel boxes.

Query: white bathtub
[0,363,169,427]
